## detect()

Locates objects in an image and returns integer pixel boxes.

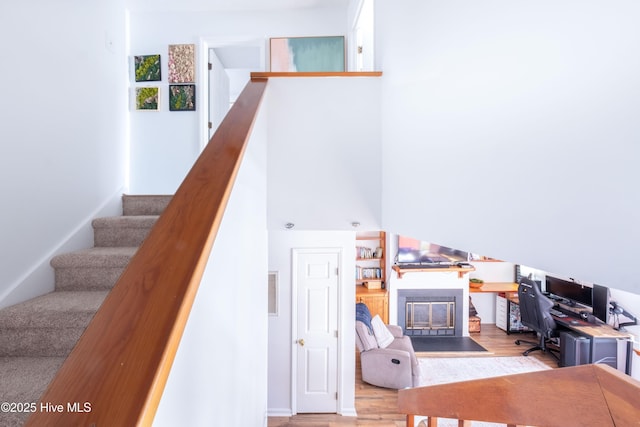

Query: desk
[492,287,633,373]
[553,315,633,375]
[469,282,518,293]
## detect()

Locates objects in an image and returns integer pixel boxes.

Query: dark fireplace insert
[398,289,463,337]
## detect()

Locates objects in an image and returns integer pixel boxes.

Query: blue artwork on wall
[270,36,345,72]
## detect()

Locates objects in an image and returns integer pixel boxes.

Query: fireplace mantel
[392,264,474,279]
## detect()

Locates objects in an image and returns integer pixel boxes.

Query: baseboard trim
[0,188,125,309]
[339,407,358,417]
[267,408,293,417]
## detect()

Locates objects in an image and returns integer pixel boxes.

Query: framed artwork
[135,87,159,111]
[168,44,195,83]
[169,84,196,111]
[270,36,345,72]
[134,54,161,82]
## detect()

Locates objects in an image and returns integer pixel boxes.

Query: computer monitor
[592,284,610,324]
[545,275,592,307]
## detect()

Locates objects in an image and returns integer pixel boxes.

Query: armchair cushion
[386,324,403,338]
[371,314,394,348]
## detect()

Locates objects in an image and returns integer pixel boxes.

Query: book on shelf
[356,246,377,259]
[356,266,382,280]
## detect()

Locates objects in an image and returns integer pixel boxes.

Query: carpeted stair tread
[0,357,66,426]
[0,291,108,329]
[0,291,109,357]
[92,216,158,247]
[122,194,172,216]
[0,194,170,411]
[92,215,159,229]
[50,246,137,268]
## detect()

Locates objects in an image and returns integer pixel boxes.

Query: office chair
[514,277,560,361]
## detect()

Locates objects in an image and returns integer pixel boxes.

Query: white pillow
[371,314,394,348]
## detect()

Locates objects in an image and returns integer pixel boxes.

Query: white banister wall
[154,104,269,425]
[264,76,381,416]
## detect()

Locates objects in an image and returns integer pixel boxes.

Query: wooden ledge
[251,71,382,80]
[392,264,475,279]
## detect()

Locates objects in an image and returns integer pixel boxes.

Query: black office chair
[514,277,560,361]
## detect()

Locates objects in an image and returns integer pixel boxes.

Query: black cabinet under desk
[554,315,632,374]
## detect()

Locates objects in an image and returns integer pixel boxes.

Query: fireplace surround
[397,289,464,337]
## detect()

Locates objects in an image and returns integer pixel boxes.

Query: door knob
[297,339,305,346]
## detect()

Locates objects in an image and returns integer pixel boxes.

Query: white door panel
[294,250,339,413]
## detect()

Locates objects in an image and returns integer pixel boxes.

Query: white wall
[264,75,380,417]
[376,0,640,297]
[0,1,129,306]
[268,230,356,417]
[266,77,382,230]
[155,97,269,426]
[128,6,347,194]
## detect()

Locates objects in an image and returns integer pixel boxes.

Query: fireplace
[398,289,464,337]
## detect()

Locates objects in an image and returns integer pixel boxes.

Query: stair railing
[398,363,640,427]
[25,78,268,426]
[26,71,381,426]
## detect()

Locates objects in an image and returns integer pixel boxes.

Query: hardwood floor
[267,325,558,427]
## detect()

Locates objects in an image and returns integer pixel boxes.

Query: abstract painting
[168,44,195,83]
[270,36,345,72]
[169,84,196,111]
[135,87,159,111]
[134,54,161,82]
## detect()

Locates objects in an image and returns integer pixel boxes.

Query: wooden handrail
[25,79,268,426]
[398,364,640,427]
[251,71,382,79]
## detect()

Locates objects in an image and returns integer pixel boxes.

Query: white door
[294,250,340,413]
[206,40,266,140]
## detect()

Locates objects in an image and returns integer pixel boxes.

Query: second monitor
[546,275,592,308]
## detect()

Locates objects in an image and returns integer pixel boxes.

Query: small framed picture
[169,84,196,111]
[168,44,195,83]
[134,54,161,82]
[135,87,160,111]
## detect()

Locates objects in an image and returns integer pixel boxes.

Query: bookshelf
[355,231,386,288]
[355,231,388,323]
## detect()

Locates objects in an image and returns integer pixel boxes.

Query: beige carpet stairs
[0,195,170,427]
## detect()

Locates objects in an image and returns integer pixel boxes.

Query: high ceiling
[126,0,346,12]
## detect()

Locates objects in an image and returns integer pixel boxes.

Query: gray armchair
[355,304,421,389]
